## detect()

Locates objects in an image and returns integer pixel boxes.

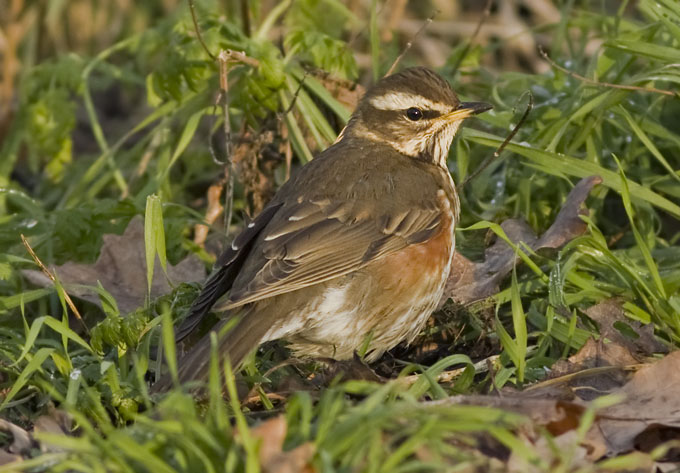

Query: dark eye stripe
[422,110,441,119]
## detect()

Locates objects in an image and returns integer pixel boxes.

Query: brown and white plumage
[155,67,490,390]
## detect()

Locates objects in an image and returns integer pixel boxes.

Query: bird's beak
[443,101,493,121]
[459,102,493,115]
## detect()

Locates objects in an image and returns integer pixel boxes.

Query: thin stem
[21,234,88,334]
[187,0,215,60]
[461,91,533,189]
[450,0,492,75]
[385,12,437,77]
[218,51,234,238]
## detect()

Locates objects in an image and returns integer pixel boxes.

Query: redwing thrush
[158,67,491,388]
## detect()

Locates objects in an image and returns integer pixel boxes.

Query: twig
[242,391,288,407]
[202,48,260,232]
[220,49,260,68]
[461,91,533,189]
[187,0,215,60]
[218,50,235,238]
[207,110,226,166]
[395,355,500,386]
[20,235,88,334]
[450,0,493,75]
[539,46,676,97]
[282,71,310,116]
[242,358,308,407]
[385,11,437,77]
[186,0,265,243]
[523,364,643,392]
[199,49,259,242]
[607,223,630,247]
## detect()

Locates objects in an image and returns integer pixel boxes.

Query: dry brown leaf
[436,394,584,432]
[33,415,67,453]
[656,458,680,473]
[0,406,74,464]
[442,175,602,306]
[435,351,680,463]
[23,217,206,313]
[33,415,66,436]
[267,443,316,473]
[249,415,316,473]
[0,449,22,467]
[251,416,287,467]
[435,394,609,464]
[598,351,680,457]
[567,338,638,368]
[0,419,32,457]
[193,182,225,248]
[540,298,667,404]
[585,299,668,357]
[507,430,591,472]
[546,338,639,394]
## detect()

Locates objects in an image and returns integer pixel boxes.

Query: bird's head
[341,67,491,167]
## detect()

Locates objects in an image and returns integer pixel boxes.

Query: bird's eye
[406,107,423,121]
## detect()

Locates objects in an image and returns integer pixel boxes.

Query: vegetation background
[1,0,680,471]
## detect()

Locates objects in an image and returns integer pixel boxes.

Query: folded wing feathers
[224,201,443,307]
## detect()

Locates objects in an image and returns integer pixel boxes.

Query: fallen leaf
[655,459,680,472]
[0,419,32,455]
[434,351,680,463]
[547,338,639,395]
[442,175,602,306]
[541,299,667,403]
[249,415,316,473]
[251,416,287,468]
[0,450,22,467]
[23,216,205,313]
[585,299,668,358]
[598,351,680,457]
[33,416,66,437]
[434,394,609,464]
[435,394,585,432]
[507,430,592,472]
[33,408,71,453]
[268,443,315,473]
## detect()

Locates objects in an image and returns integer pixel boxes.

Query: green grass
[1,0,679,470]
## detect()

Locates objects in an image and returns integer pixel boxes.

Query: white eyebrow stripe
[369,91,450,113]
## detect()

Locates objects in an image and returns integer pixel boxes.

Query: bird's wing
[174,203,283,342]
[220,195,447,309]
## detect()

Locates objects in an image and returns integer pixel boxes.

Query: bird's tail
[152,306,270,393]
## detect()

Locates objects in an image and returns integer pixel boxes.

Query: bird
[155,67,491,390]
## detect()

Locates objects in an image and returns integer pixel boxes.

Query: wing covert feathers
[223,201,445,308]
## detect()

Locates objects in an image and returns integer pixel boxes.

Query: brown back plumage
[155,67,489,391]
